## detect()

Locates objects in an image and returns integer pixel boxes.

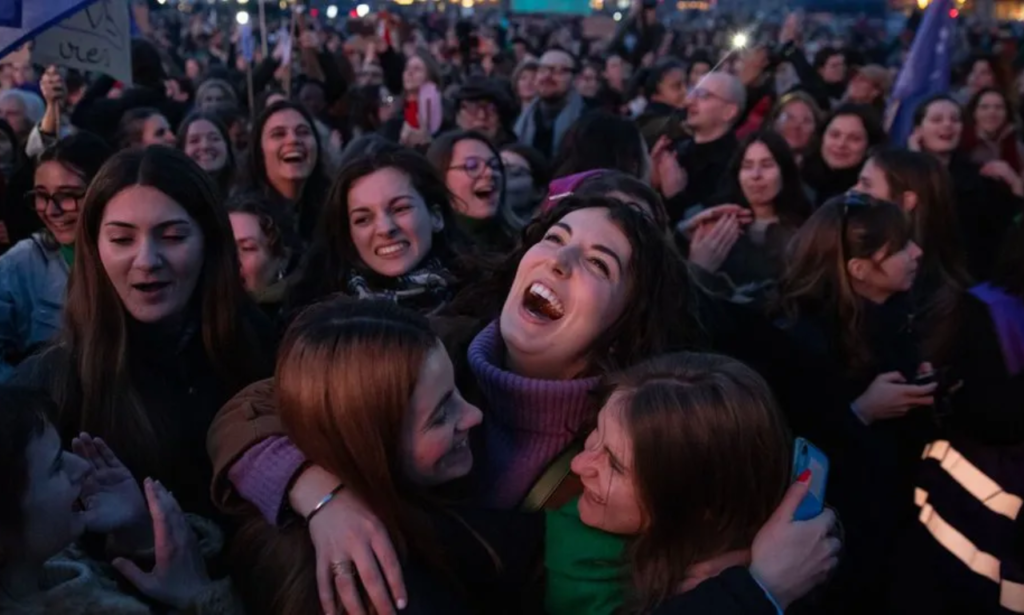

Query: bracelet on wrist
[305,483,345,525]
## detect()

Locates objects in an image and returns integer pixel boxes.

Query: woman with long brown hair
[229,298,542,615]
[556,352,838,614]
[11,146,274,517]
[776,192,938,612]
[854,147,971,365]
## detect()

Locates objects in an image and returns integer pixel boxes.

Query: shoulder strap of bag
[520,442,584,513]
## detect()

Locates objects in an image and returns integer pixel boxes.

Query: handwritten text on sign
[32,0,132,84]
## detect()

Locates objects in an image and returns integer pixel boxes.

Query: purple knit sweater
[229,320,599,522]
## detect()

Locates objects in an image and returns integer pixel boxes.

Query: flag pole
[259,0,269,59]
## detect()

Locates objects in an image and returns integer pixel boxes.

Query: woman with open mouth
[0,132,112,381]
[244,101,331,246]
[284,144,473,318]
[427,130,515,251]
[177,111,236,200]
[11,146,275,520]
[208,195,698,614]
[909,94,1023,279]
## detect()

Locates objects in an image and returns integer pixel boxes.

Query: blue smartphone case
[791,437,830,521]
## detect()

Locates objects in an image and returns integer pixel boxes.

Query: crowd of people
[0,3,1021,615]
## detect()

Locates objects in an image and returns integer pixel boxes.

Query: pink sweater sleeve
[227,436,307,525]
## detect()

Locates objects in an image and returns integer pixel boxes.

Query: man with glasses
[669,72,745,223]
[453,78,517,147]
[513,48,587,159]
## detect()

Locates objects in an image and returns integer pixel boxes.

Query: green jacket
[545,497,628,615]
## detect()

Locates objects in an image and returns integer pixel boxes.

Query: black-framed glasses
[459,100,497,117]
[449,156,502,179]
[24,189,86,213]
[504,164,532,180]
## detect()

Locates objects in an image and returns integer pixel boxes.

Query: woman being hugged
[549,352,839,615]
[11,146,274,518]
[230,299,543,615]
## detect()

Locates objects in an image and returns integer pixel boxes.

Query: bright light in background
[461,0,473,7]
[613,11,622,20]
[238,0,248,4]
[731,32,749,49]
[326,4,338,18]
[917,0,929,8]
[949,8,958,16]
[157,0,166,4]
[235,11,250,24]
[356,3,370,16]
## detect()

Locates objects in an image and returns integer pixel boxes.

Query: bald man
[665,72,745,223]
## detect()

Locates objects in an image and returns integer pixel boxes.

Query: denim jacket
[0,232,68,381]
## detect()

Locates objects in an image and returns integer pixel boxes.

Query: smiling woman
[176,111,236,199]
[285,143,471,317]
[0,132,112,381]
[245,101,330,245]
[10,146,275,518]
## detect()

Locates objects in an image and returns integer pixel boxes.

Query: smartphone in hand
[791,437,829,521]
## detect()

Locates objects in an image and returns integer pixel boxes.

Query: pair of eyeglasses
[688,87,727,102]
[24,189,86,213]
[459,100,497,117]
[538,64,573,77]
[449,156,502,179]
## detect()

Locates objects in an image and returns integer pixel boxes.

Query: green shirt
[544,497,628,615]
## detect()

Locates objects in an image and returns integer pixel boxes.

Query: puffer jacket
[0,232,68,381]
[0,516,241,615]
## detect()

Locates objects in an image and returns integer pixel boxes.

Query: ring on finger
[330,560,356,577]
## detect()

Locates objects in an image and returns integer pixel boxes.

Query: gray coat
[0,232,69,381]
[514,90,585,156]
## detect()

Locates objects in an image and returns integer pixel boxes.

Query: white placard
[32,0,132,85]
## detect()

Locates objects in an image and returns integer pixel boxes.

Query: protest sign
[32,0,132,85]
[0,0,98,59]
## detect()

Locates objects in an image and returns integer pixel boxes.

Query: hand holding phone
[791,437,829,521]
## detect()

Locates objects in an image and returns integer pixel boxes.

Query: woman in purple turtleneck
[207,196,696,615]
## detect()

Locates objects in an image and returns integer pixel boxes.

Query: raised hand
[72,433,149,543]
[687,213,742,273]
[113,479,212,610]
[750,475,841,609]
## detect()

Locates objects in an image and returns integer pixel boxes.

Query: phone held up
[791,437,829,521]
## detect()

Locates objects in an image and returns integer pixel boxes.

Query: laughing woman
[244,101,331,245]
[0,133,113,381]
[552,352,840,615]
[426,131,514,251]
[11,146,274,518]
[284,144,472,317]
[207,195,695,614]
[177,111,236,199]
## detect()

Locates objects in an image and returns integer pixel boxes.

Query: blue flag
[240,22,254,63]
[886,0,957,146]
[0,0,23,28]
[0,0,98,58]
